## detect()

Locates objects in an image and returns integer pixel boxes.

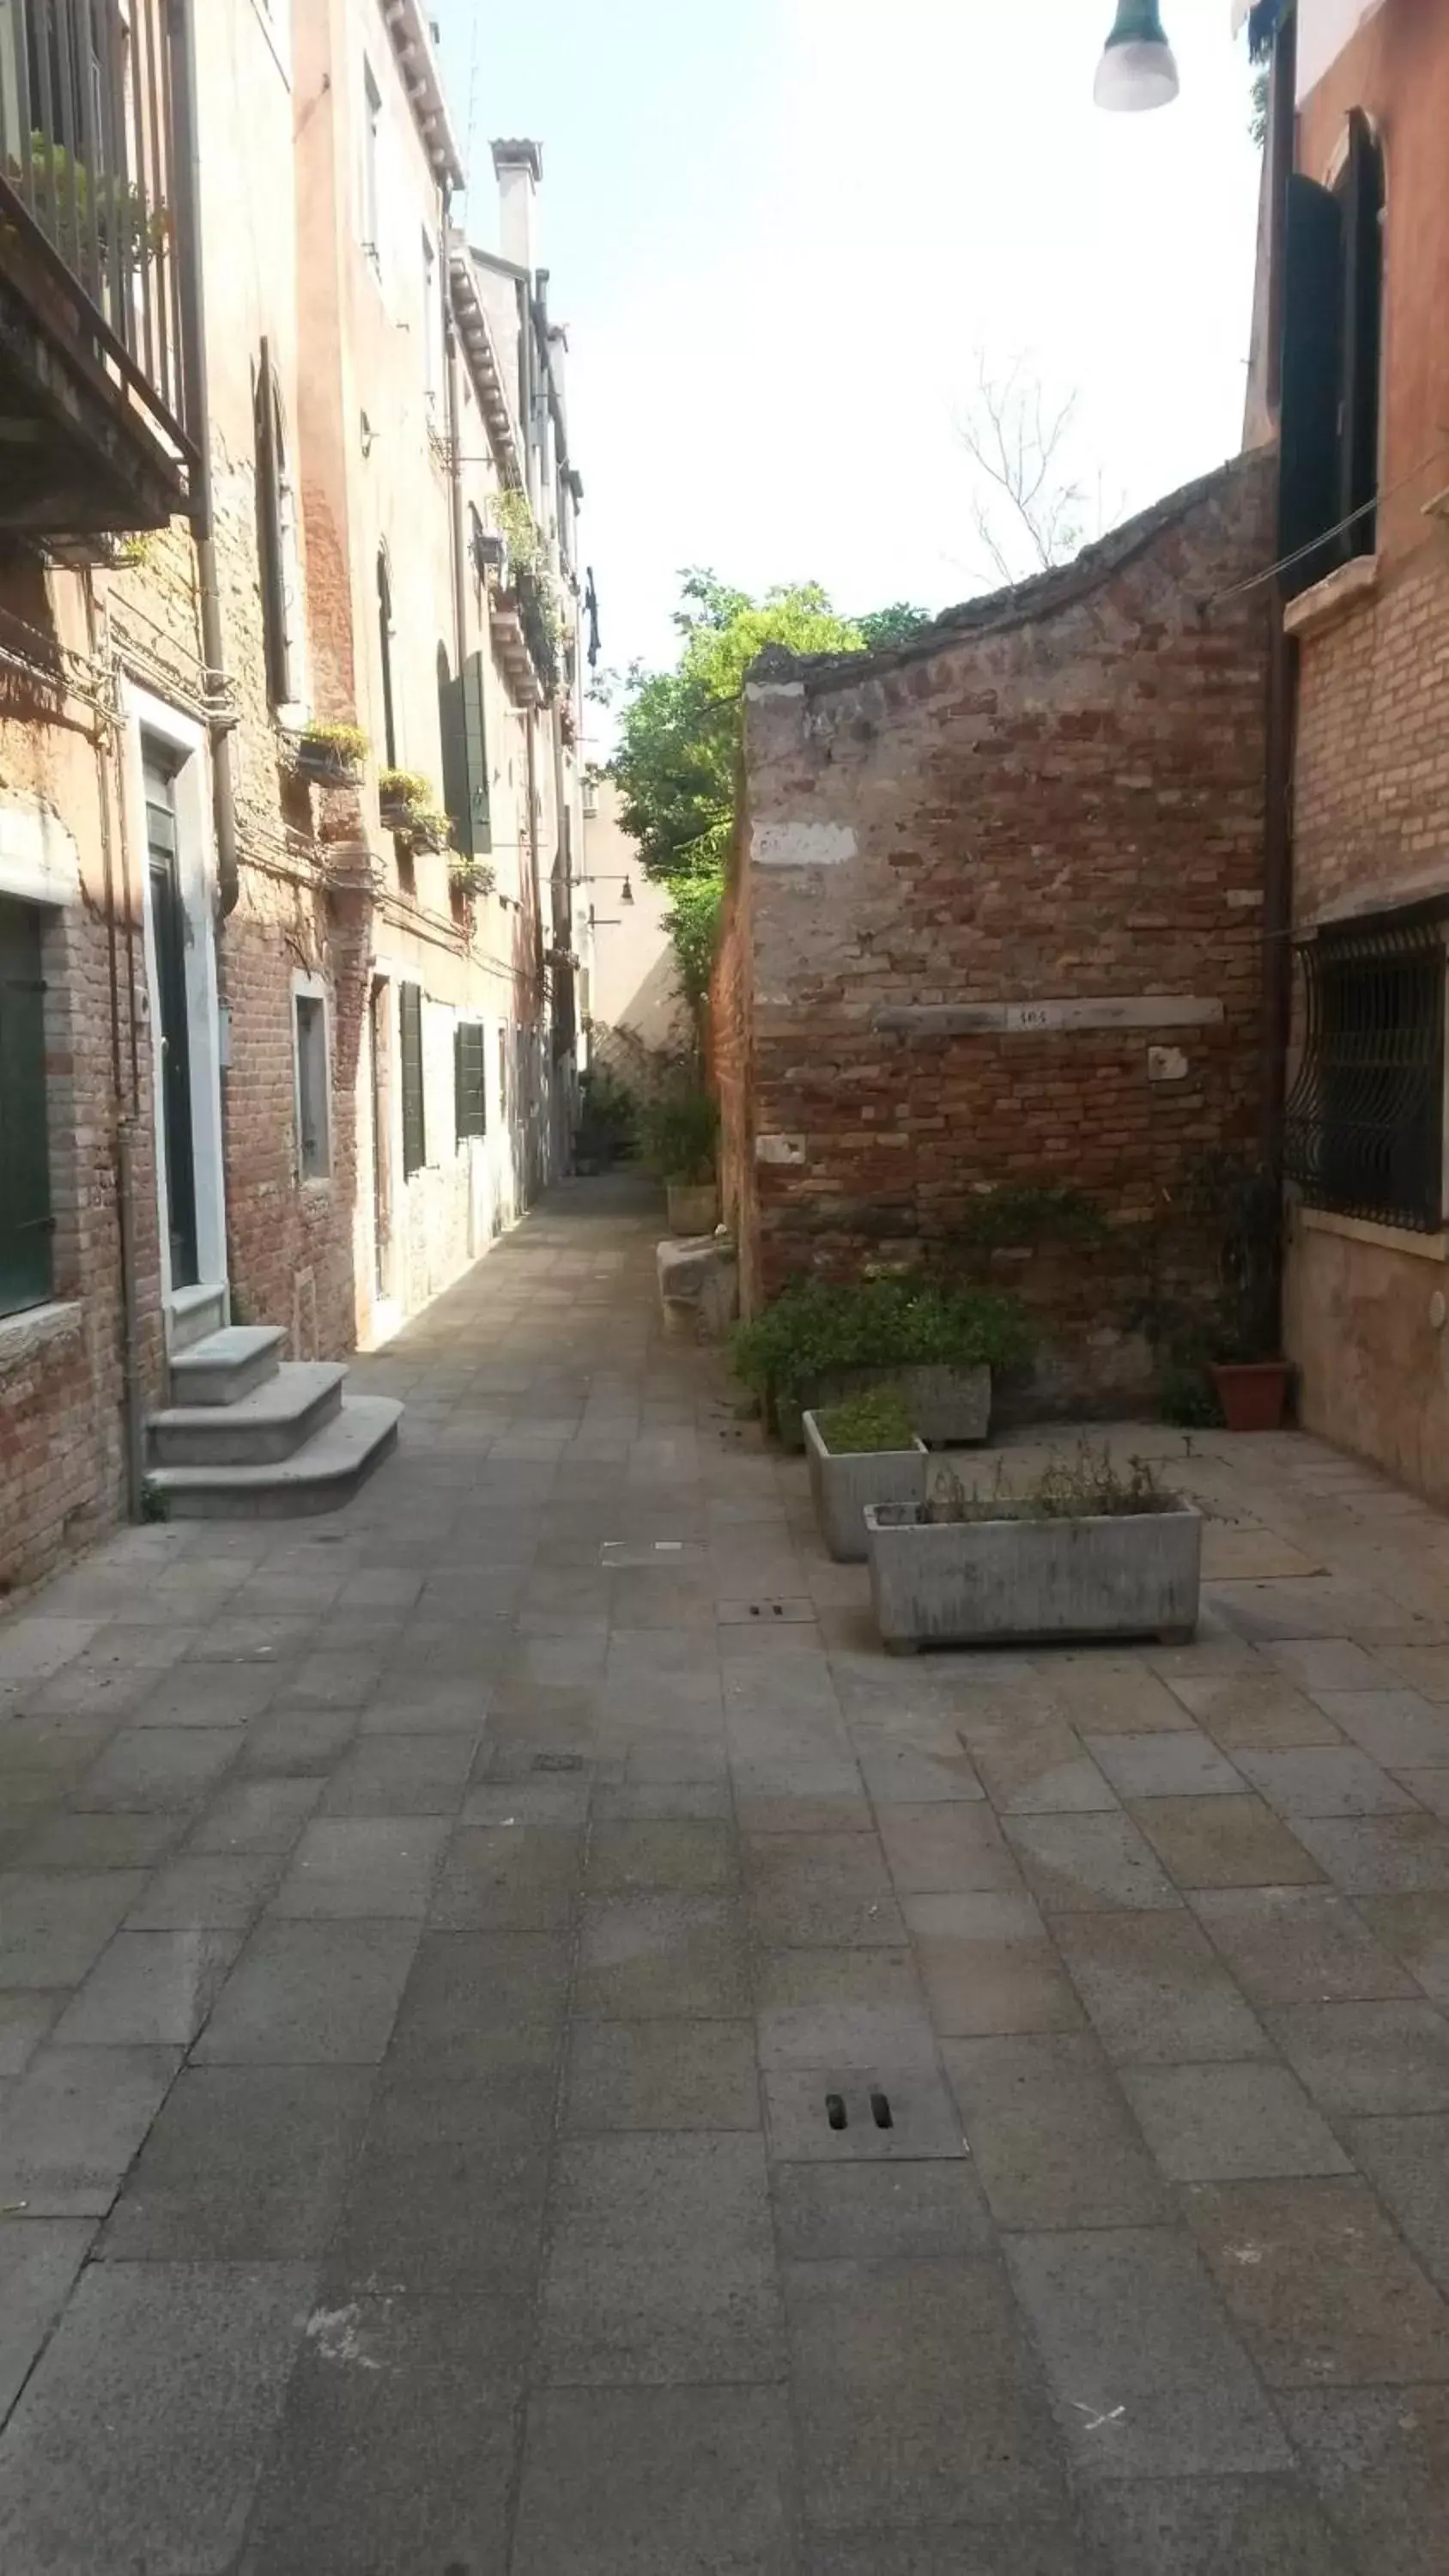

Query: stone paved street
[4,1176,1449,2570]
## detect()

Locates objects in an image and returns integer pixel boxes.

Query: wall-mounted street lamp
[1094,0,1180,112]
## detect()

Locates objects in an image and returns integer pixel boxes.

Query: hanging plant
[449,852,496,899]
[292,722,368,787]
[379,768,433,830]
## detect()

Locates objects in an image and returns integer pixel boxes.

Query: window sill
[1282,553,1379,640]
[1297,1205,1447,1264]
[0,1298,84,1370]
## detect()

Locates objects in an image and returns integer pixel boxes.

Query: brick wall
[722,451,1276,1408]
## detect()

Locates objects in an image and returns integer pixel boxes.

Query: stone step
[146,1397,403,1520]
[168,1283,229,1354]
[168,1325,285,1409]
[149,1362,347,1468]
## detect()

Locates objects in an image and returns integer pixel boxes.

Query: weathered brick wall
[709,835,758,1305]
[1294,550,1449,925]
[727,452,1276,1406]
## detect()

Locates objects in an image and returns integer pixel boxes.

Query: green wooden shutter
[255,342,291,705]
[1339,109,1384,558]
[0,899,54,1317]
[1278,174,1346,599]
[439,664,470,855]
[462,653,493,854]
[454,1021,488,1140]
[400,982,427,1176]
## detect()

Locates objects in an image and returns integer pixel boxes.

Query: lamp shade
[1094,1,1180,111]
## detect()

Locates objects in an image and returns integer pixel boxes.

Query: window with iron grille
[1284,908,1446,1231]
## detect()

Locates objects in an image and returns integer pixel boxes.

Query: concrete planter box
[864,1498,1202,1654]
[778,1364,991,1454]
[803,1408,929,1564]
[666,1182,718,1236]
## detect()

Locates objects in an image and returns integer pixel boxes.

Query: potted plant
[406,805,452,854]
[292,722,368,788]
[804,1390,929,1564]
[864,1443,1202,1656]
[449,852,496,899]
[379,768,432,832]
[733,1276,1033,1452]
[1199,1155,1290,1433]
[640,1086,719,1234]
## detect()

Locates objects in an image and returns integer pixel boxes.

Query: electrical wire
[1209,436,1449,605]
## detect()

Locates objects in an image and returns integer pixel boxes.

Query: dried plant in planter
[926,1441,1173,1524]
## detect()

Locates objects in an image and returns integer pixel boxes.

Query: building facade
[1246,0,1449,1497]
[579,778,687,1099]
[715,455,1276,1412]
[0,0,588,1589]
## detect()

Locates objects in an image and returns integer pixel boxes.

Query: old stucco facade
[715,452,1276,1412]
[0,1,589,1589]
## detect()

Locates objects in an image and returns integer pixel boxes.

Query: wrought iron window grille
[1284,902,1448,1233]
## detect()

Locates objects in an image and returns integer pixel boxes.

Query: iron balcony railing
[0,0,197,493]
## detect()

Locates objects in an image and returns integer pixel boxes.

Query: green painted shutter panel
[1339,109,1384,557]
[255,341,290,706]
[462,653,493,855]
[454,1021,488,1140]
[439,669,470,855]
[1278,173,1345,599]
[400,982,427,1176]
[0,898,54,1318]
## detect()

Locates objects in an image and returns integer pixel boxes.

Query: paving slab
[386,1930,569,2076]
[1003,1811,1182,1911]
[269,1815,450,1917]
[0,1869,148,1987]
[192,1917,420,2064]
[577,1893,750,2018]
[1131,1794,1324,1888]
[0,2261,313,2574]
[1190,1885,1416,2004]
[537,2132,781,2384]
[566,2017,760,2130]
[1121,2060,1352,2180]
[1291,1812,1449,1893]
[787,2252,1072,2531]
[126,1849,283,1929]
[1267,1998,1449,2116]
[1052,1907,1272,2061]
[324,2070,554,2293]
[1186,2177,1449,2385]
[773,2160,996,2263]
[1004,2226,1292,2478]
[238,2291,528,2576]
[1085,1728,1246,1801]
[52,1928,240,2046]
[906,1889,1086,2036]
[100,2063,373,2259]
[1078,2475,1351,2575]
[1358,1891,1449,2002]
[512,2385,796,2576]
[1283,2383,1449,2574]
[0,2219,94,2421]
[0,2043,179,2215]
[755,1945,937,2070]
[1345,2115,1449,2288]
[943,2033,1173,2227]
[1235,1744,1416,1816]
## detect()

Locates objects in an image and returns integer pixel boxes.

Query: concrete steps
[147,1324,401,1519]
[146,1398,403,1520]
[168,1325,286,1409]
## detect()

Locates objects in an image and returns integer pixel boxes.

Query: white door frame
[120,682,227,1321]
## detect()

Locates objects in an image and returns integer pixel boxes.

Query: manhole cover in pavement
[717,1599,815,1625]
[763,2069,966,2162]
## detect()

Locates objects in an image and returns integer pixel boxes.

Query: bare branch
[956,355,1099,584]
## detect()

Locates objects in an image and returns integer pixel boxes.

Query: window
[455,1020,488,1142]
[0,897,53,1317]
[438,646,492,857]
[400,981,426,1176]
[293,986,331,1182]
[1279,111,1385,598]
[1285,907,1446,1232]
[256,343,303,708]
[377,549,397,771]
[362,59,382,263]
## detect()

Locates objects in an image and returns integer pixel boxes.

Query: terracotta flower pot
[1210,1360,1289,1434]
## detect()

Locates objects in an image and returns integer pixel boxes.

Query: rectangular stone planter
[777,1363,991,1453]
[803,1409,930,1564]
[864,1498,1202,1653]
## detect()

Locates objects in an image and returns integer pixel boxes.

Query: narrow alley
[3,1176,1449,2573]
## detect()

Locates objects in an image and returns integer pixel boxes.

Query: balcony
[490,564,560,709]
[0,0,198,536]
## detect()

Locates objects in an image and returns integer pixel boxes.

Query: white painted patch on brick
[753,821,858,871]
[0,797,81,908]
[1148,1047,1189,1083]
[756,1133,807,1166]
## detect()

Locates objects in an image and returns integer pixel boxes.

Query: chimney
[491,139,543,276]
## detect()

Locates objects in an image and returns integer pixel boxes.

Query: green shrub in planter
[815,1391,918,1455]
[293,722,368,786]
[640,1088,718,1186]
[734,1276,1032,1406]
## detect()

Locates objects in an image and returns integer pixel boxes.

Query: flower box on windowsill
[292,727,368,790]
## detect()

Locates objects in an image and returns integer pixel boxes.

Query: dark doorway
[145,763,199,1289]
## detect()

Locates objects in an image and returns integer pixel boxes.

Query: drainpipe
[171,0,240,920]
[444,215,469,677]
[1260,4,1298,1345]
[84,577,146,1522]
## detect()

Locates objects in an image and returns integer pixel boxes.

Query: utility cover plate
[763,2069,966,2163]
[717,1599,815,1626]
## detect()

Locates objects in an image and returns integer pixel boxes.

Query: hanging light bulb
[1094,0,1180,112]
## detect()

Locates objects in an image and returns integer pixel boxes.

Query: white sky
[439,1,1264,697]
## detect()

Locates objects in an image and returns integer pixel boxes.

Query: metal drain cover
[763,2069,966,2162]
[717,1598,815,1626]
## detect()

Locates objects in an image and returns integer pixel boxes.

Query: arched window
[378,549,397,771]
[255,341,303,708]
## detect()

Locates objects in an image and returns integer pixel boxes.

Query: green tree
[612,572,925,1030]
